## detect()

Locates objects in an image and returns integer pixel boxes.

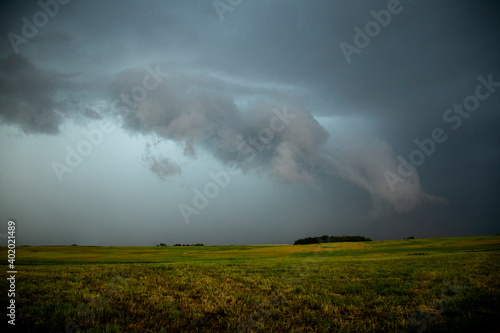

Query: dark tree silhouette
[293,235,372,245]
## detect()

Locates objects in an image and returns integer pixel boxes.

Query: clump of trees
[293,235,372,245]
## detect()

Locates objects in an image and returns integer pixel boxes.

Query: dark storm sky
[0,0,499,245]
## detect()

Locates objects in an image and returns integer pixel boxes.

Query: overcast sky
[0,0,499,246]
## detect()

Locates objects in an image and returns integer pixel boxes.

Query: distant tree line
[293,235,372,245]
[156,243,204,246]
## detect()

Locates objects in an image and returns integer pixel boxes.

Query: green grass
[1,235,500,332]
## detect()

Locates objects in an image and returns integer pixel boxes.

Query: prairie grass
[1,235,499,332]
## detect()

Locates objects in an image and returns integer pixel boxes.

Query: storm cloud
[92,63,441,215]
[0,0,498,245]
[0,53,76,134]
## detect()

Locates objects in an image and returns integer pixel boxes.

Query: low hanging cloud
[0,52,445,216]
[321,132,447,216]
[104,64,445,215]
[142,142,181,181]
[0,54,80,134]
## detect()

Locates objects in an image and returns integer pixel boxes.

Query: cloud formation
[0,54,72,134]
[142,142,181,180]
[322,132,446,216]
[103,66,443,215]
[0,50,443,216]
[1,0,498,245]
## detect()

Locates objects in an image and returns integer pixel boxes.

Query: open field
[2,236,500,332]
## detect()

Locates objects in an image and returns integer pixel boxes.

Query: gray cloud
[142,142,181,180]
[0,0,498,245]
[322,131,446,216]
[0,48,448,216]
[0,53,79,134]
[101,65,442,215]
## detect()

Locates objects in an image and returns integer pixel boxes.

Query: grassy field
[1,236,500,332]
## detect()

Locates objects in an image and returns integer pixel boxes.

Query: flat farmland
[1,236,500,332]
